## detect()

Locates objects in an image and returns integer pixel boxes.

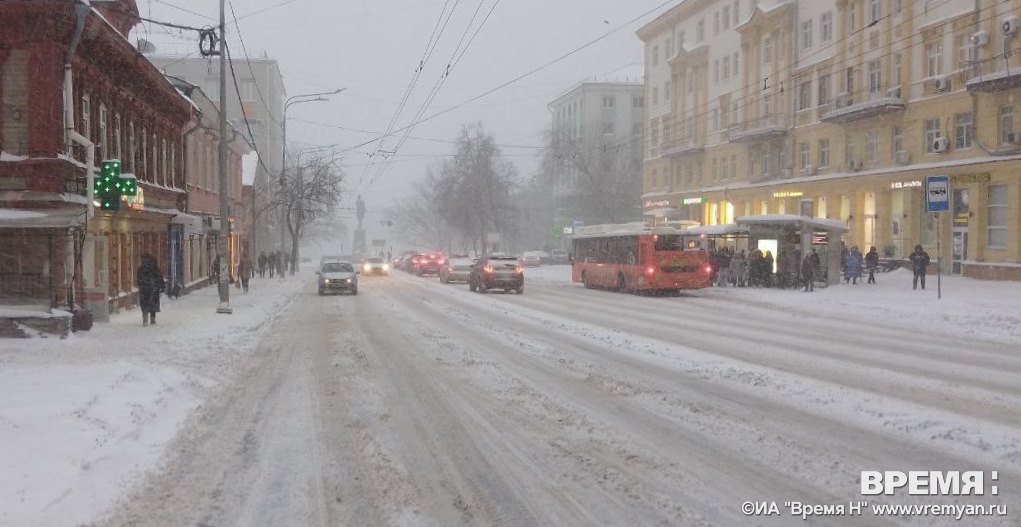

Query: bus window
[653,234,683,251]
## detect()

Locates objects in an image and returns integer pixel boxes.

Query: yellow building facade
[639,0,1021,279]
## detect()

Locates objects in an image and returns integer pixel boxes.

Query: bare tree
[545,129,642,225]
[280,152,345,273]
[390,170,454,252]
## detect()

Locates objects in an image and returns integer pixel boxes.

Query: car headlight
[345,278,352,283]
[382,264,390,271]
[363,264,371,272]
[323,279,330,284]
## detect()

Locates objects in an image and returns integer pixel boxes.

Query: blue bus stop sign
[926,175,950,212]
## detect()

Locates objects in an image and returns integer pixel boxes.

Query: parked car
[550,249,570,264]
[317,260,358,295]
[361,257,390,276]
[412,253,445,276]
[520,251,544,267]
[469,255,524,294]
[439,256,474,283]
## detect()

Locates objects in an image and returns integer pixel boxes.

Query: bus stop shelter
[735,214,849,286]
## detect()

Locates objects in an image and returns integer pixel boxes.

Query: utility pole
[216,0,232,314]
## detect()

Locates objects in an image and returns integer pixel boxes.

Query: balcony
[659,137,703,158]
[726,114,788,143]
[820,90,905,124]
[965,55,1021,93]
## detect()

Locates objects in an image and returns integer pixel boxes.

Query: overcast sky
[133,0,670,245]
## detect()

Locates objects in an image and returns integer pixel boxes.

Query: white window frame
[722,56,730,81]
[81,93,91,140]
[799,142,811,169]
[697,19,705,42]
[868,0,881,24]
[801,20,813,51]
[652,46,659,66]
[892,126,903,158]
[925,118,942,152]
[955,112,973,149]
[113,114,122,160]
[602,95,615,109]
[818,74,831,106]
[987,184,1008,248]
[98,104,108,160]
[798,81,812,110]
[1000,105,1014,144]
[927,42,943,77]
[865,130,879,162]
[868,60,882,92]
[818,139,830,167]
[722,6,731,30]
[821,11,833,43]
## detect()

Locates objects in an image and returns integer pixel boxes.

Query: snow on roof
[594,63,644,84]
[684,224,749,236]
[0,207,84,228]
[1,151,29,162]
[573,222,685,239]
[737,214,849,232]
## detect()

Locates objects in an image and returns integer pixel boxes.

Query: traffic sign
[926,175,949,212]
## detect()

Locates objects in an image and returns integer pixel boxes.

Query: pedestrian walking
[136,253,165,326]
[865,246,880,284]
[238,252,254,294]
[729,250,747,287]
[801,252,816,292]
[763,250,775,288]
[257,251,267,278]
[909,244,931,290]
[267,251,278,278]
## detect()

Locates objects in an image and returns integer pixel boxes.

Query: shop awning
[0,207,85,228]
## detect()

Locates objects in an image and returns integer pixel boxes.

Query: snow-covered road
[88,269,1019,526]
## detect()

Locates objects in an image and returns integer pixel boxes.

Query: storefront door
[952,230,968,274]
[952,188,970,274]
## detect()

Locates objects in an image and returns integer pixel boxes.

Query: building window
[714,11,720,35]
[714,59,720,84]
[602,121,615,135]
[733,1,740,25]
[799,142,811,169]
[849,1,857,32]
[892,53,902,89]
[152,133,158,183]
[801,20,813,50]
[141,128,147,179]
[732,52,739,77]
[98,104,108,160]
[602,95,615,108]
[818,74,831,106]
[763,38,772,63]
[798,81,812,110]
[721,156,728,179]
[1000,105,1014,143]
[128,122,136,172]
[926,42,943,77]
[892,126,903,157]
[697,19,705,42]
[652,87,659,105]
[652,46,659,66]
[821,11,833,43]
[818,139,830,167]
[762,94,772,119]
[632,95,643,108]
[722,56,730,81]
[956,34,975,70]
[955,112,973,148]
[81,94,91,140]
[722,6,731,30]
[712,158,719,180]
[865,130,879,162]
[868,0,881,24]
[113,114,122,159]
[846,140,858,164]
[711,108,719,131]
[161,138,168,186]
[650,119,659,144]
[240,80,257,102]
[868,60,881,92]
[987,184,1008,248]
[846,66,855,93]
[665,81,671,101]
[687,70,694,94]
[731,154,738,178]
[925,118,942,152]
[677,31,685,52]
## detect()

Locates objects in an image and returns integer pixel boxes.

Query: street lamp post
[279,88,345,274]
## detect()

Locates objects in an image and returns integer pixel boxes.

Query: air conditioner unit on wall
[1003,16,1019,36]
[932,137,949,153]
[972,30,989,47]
[934,76,950,92]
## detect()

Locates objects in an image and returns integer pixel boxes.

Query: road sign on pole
[926,175,950,212]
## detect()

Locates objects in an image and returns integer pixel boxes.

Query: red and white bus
[571,223,712,294]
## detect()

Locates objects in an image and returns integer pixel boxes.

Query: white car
[361,257,390,276]
[317,260,358,295]
[521,251,544,267]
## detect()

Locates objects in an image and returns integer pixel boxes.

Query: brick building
[0,0,194,313]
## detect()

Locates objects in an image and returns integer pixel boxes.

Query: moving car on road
[439,256,474,283]
[361,257,390,276]
[520,251,544,267]
[469,255,524,294]
[411,253,446,276]
[317,260,358,295]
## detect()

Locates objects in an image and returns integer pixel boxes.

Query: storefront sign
[122,186,146,211]
[773,190,803,198]
[890,180,922,189]
[562,227,573,235]
[681,196,706,205]
[951,173,991,184]
[643,199,672,209]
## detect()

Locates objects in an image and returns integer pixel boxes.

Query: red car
[411,253,446,276]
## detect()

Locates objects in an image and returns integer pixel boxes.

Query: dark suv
[469,256,524,294]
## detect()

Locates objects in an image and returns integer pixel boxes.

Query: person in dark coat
[846,246,864,285]
[267,251,278,278]
[801,253,816,292]
[865,246,880,284]
[257,252,267,278]
[238,252,254,294]
[136,253,165,326]
[763,250,775,288]
[909,244,931,290]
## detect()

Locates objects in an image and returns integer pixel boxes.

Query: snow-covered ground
[3,264,1020,526]
[526,264,1021,345]
[0,277,302,526]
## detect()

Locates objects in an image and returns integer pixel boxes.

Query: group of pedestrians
[710,247,785,288]
[256,251,290,278]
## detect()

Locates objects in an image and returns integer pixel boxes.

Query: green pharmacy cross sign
[95,160,138,211]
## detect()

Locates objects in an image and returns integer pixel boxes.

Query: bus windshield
[653,234,683,251]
